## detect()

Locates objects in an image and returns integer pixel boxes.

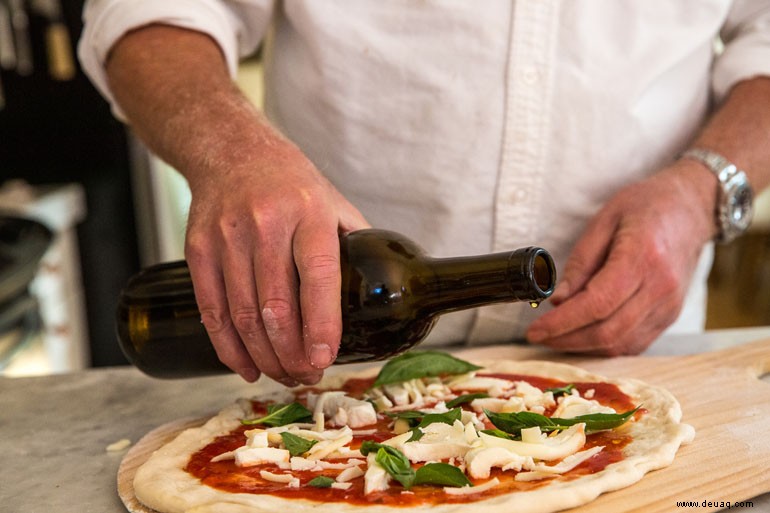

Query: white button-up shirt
[79,0,770,347]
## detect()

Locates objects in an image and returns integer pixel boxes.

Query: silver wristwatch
[681,148,754,244]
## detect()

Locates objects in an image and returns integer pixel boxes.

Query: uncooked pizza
[129,351,694,513]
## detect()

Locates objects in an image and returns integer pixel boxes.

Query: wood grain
[118,338,770,513]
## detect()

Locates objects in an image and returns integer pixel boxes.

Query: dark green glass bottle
[116,229,555,378]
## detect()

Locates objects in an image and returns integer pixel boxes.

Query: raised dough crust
[133,360,695,513]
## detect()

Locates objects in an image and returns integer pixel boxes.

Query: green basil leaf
[360,441,473,490]
[359,440,384,456]
[406,428,424,442]
[544,384,575,397]
[414,462,472,488]
[446,393,489,408]
[375,447,415,489]
[241,402,313,426]
[360,441,416,489]
[307,476,335,488]
[485,407,640,436]
[555,407,641,433]
[484,409,560,435]
[385,410,425,427]
[373,351,482,387]
[416,407,462,429]
[280,431,319,457]
[392,408,463,443]
[479,428,516,440]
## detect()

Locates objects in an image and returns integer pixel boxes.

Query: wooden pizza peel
[118,337,770,513]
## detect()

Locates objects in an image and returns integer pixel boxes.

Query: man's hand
[106,25,368,385]
[527,77,770,355]
[525,160,716,355]
[184,143,369,387]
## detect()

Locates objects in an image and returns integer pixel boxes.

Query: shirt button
[522,66,539,84]
[510,189,528,203]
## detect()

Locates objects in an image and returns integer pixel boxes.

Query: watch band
[680,148,754,244]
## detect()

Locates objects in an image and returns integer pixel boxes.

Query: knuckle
[298,253,340,287]
[184,236,211,265]
[200,308,232,335]
[250,209,279,239]
[563,255,589,278]
[641,236,669,269]
[584,289,617,321]
[590,327,616,353]
[656,267,681,298]
[230,307,263,337]
[261,298,295,333]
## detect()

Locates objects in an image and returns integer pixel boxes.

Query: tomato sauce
[184,373,639,506]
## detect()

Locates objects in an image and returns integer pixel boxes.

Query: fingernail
[550,281,570,304]
[279,377,300,388]
[239,368,259,383]
[299,373,323,386]
[309,343,335,369]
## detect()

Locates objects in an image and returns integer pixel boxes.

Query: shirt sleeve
[713,0,770,101]
[77,0,274,119]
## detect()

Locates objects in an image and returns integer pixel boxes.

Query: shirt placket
[469,0,560,344]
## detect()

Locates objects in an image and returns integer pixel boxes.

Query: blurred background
[1,0,768,377]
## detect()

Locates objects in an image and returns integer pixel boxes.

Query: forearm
[105,24,290,191]
[686,77,770,195]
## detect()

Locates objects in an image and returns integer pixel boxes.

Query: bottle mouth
[510,247,556,300]
[532,250,557,296]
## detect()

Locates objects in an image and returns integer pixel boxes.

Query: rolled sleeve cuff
[77,0,242,120]
[713,34,770,102]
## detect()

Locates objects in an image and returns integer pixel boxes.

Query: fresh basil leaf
[385,410,425,427]
[414,462,472,488]
[375,447,415,489]
[387,406,463,431]
[395,408,462,443]
[373,351,482,387]
[359,440,384,456]
[417,408,462,429]
[360,441,416,489]
[446,393,489,408]
[555,407,641,433]
[360,441,473,490]
[485,407,640,436]
[241,402,313,426]
[484,409,560,435]
[479,428,516,440]
[280,431,318,457]
[406,428,424,442]
[545,384,575,397]
[307,476,335,488]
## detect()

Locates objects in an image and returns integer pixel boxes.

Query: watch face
[727,182,754,231]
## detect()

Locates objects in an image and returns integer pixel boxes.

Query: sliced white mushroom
[477,423,586,461]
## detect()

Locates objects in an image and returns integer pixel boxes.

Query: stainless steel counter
[1,327,769,513]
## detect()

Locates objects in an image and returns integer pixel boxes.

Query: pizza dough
[131,359,694,513]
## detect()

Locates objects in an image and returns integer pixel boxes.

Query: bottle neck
[418,247,555,315]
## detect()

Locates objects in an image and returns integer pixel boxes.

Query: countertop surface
[2,327,769,513]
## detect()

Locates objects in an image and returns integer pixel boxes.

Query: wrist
[667,158,720,242]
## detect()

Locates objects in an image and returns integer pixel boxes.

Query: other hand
[526,159,717,355]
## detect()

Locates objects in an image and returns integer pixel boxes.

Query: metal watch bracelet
[680,148,754,244]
